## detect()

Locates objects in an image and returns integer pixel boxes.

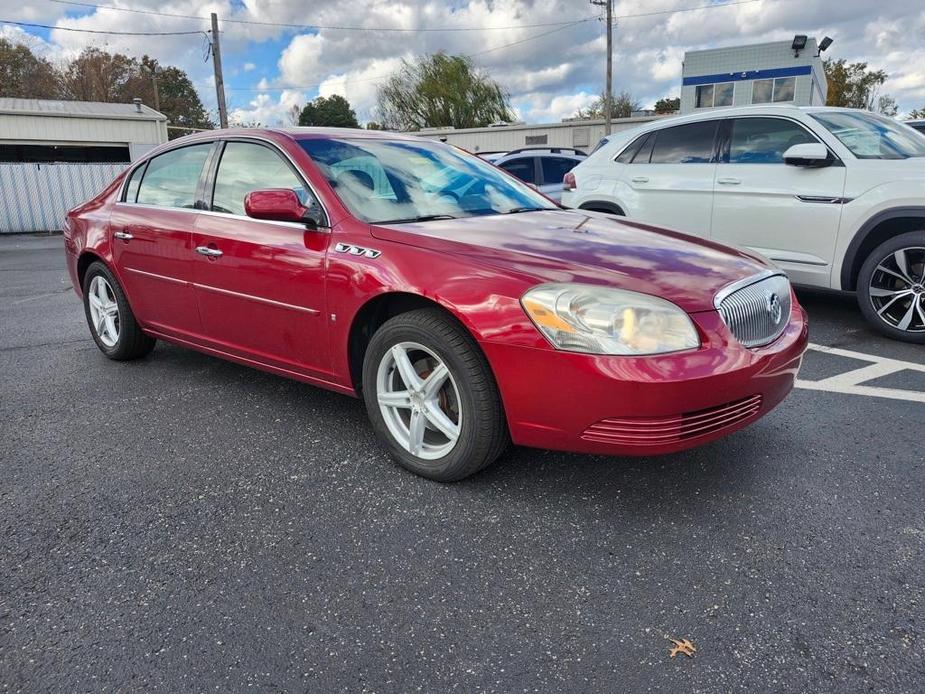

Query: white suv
[562,105,925,342]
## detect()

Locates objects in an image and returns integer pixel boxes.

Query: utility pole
[210,12,228,128]
[590,0,613,135]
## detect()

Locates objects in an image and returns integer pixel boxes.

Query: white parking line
[795,343,925,404]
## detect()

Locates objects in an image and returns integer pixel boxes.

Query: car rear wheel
[362,308,508,481]
[82,261,156,360]
[857,232,925,343]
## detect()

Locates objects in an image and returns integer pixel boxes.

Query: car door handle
[195,246,223,258]
[717,177,741,185]
[631,176,649,183]
[113,231,133,241]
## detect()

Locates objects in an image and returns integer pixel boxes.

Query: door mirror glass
[245,189,317,226]
[783,143,830,167]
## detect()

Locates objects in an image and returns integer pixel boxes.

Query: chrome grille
[716,273,791,348]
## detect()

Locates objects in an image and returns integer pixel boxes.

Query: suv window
[729,118,818,164]
[212,142,309,216]
[649,121,718,163]
[632,133,655,163]
[540,157,576,185]
[616,134,646,163]
[499,157,537,184]
[135,144,212,209]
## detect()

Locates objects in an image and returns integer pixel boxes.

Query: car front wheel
[82,261,156,360]
[857,232,925,343]
[362,308,508,481]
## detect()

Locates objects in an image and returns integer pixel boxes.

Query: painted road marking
[796,342,925,404]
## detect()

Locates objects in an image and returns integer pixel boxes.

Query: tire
[82,261,156,360]
[856,231,925,343]
[362,308,508,481]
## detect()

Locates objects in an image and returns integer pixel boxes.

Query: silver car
[494,147,586,202]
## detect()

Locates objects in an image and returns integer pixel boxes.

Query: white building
[680,37,829,114]
[0,98,168,233]
[413,115,665,154]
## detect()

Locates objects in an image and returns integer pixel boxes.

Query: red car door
[110,143,215,339]
[191,140,333,379]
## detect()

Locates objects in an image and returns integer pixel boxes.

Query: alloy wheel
[87,275,120,347]
[376,341,462,460]
[868,247,925,333]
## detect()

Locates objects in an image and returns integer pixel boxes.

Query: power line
[43,0,767,33]
[0,18,206,36]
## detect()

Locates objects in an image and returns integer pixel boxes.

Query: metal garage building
[0,98,168,233]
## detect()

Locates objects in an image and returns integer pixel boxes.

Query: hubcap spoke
[88,293,103,311]
[898,301,917,331]
[408,409,426,455]
[875,265,913,286]
[876,292,907,316]
[421,362,449,398]
[422,401,460,442]
[378,390,412,409]
[894,250,913,282]
[869,287,911,298]
[391,345,423,391]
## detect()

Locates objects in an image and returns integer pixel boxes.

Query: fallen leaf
[668,637,696,658]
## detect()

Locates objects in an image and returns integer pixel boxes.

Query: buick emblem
[766,292,782,324]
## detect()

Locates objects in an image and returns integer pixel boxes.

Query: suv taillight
[563,172,576,191]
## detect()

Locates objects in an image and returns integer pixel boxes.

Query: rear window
[540,157,577,185]
[136,144,212,209]
[649,121,718,164]
[615,134,647,163]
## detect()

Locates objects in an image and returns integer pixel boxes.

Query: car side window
[212,142,312,216]
[615,134,646,163]
[540,157,576,185]
[123,163,146,203]
[135,144,212,209]
[729,118,819,164]
[631,133,655,164]
[499,157,537,184]
[649,121,718,164]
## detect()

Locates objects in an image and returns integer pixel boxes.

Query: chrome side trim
[192,282,320,315]
[713,269,780,310]
[124,266,189,286]
[795,195,853,205]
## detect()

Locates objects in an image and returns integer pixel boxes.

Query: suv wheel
[362,308,508,481]
[857,232,925,343]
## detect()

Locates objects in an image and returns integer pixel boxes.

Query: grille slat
[582,394,763,446]
[717,274,791,348]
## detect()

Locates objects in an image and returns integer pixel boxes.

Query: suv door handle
[113,231,133,241]
[717,177,741,185]
[631,176,649,183]
[195,246,223,258]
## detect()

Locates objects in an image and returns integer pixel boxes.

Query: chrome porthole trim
[376,341,462,461]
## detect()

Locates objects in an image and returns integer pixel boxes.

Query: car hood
[370,209,773,313]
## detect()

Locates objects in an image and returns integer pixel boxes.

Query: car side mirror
[783,143,831,168]
[244,189,325,229]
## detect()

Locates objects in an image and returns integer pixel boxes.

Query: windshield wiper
[376,214,458,224]
[503,206,551,214]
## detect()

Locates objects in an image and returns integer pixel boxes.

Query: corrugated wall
[0,163,125,233]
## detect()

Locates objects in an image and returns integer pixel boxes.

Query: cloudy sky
[2,0,924,125]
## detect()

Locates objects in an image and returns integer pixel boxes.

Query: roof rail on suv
[504,146,588,156]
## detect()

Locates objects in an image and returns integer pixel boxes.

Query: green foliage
[823,58,894,113]
[574,91,641,120]
[365,121,385,130]
[376,53,514,131]
[654,96,680,114]
[0,37,61,99]
[298,94,360,128]
[0,41,213,135]
[908,108,925,120]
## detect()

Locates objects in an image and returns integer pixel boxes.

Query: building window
[752,77,797,104]
[695,82,733,108]
[525,135,548,145]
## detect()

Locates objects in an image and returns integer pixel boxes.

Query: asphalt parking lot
[1,234,923,693]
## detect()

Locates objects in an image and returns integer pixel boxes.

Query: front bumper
[481,301,808,456]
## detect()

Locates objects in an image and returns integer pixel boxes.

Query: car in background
[64,127,806,481]
[562,105,925,343]
[494,147,586,201]
[476,151,507,164]
[907,119,925,135]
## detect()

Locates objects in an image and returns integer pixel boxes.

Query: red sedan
[64,128,808,481]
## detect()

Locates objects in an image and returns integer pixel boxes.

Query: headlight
[521,283,699,356]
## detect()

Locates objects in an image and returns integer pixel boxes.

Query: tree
[654,96,680,114]
[298,94,359,128]
[365,121,385,130]
[823,58,895,113]
[61,47,137,102]
[376,53,513,130]
[0,37,61,99]
[877,95,898,118]
[908,108,925,120]
[574,90,641,120]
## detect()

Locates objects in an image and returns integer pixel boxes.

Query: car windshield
[811,111,925,159]
[298,137,557,224]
